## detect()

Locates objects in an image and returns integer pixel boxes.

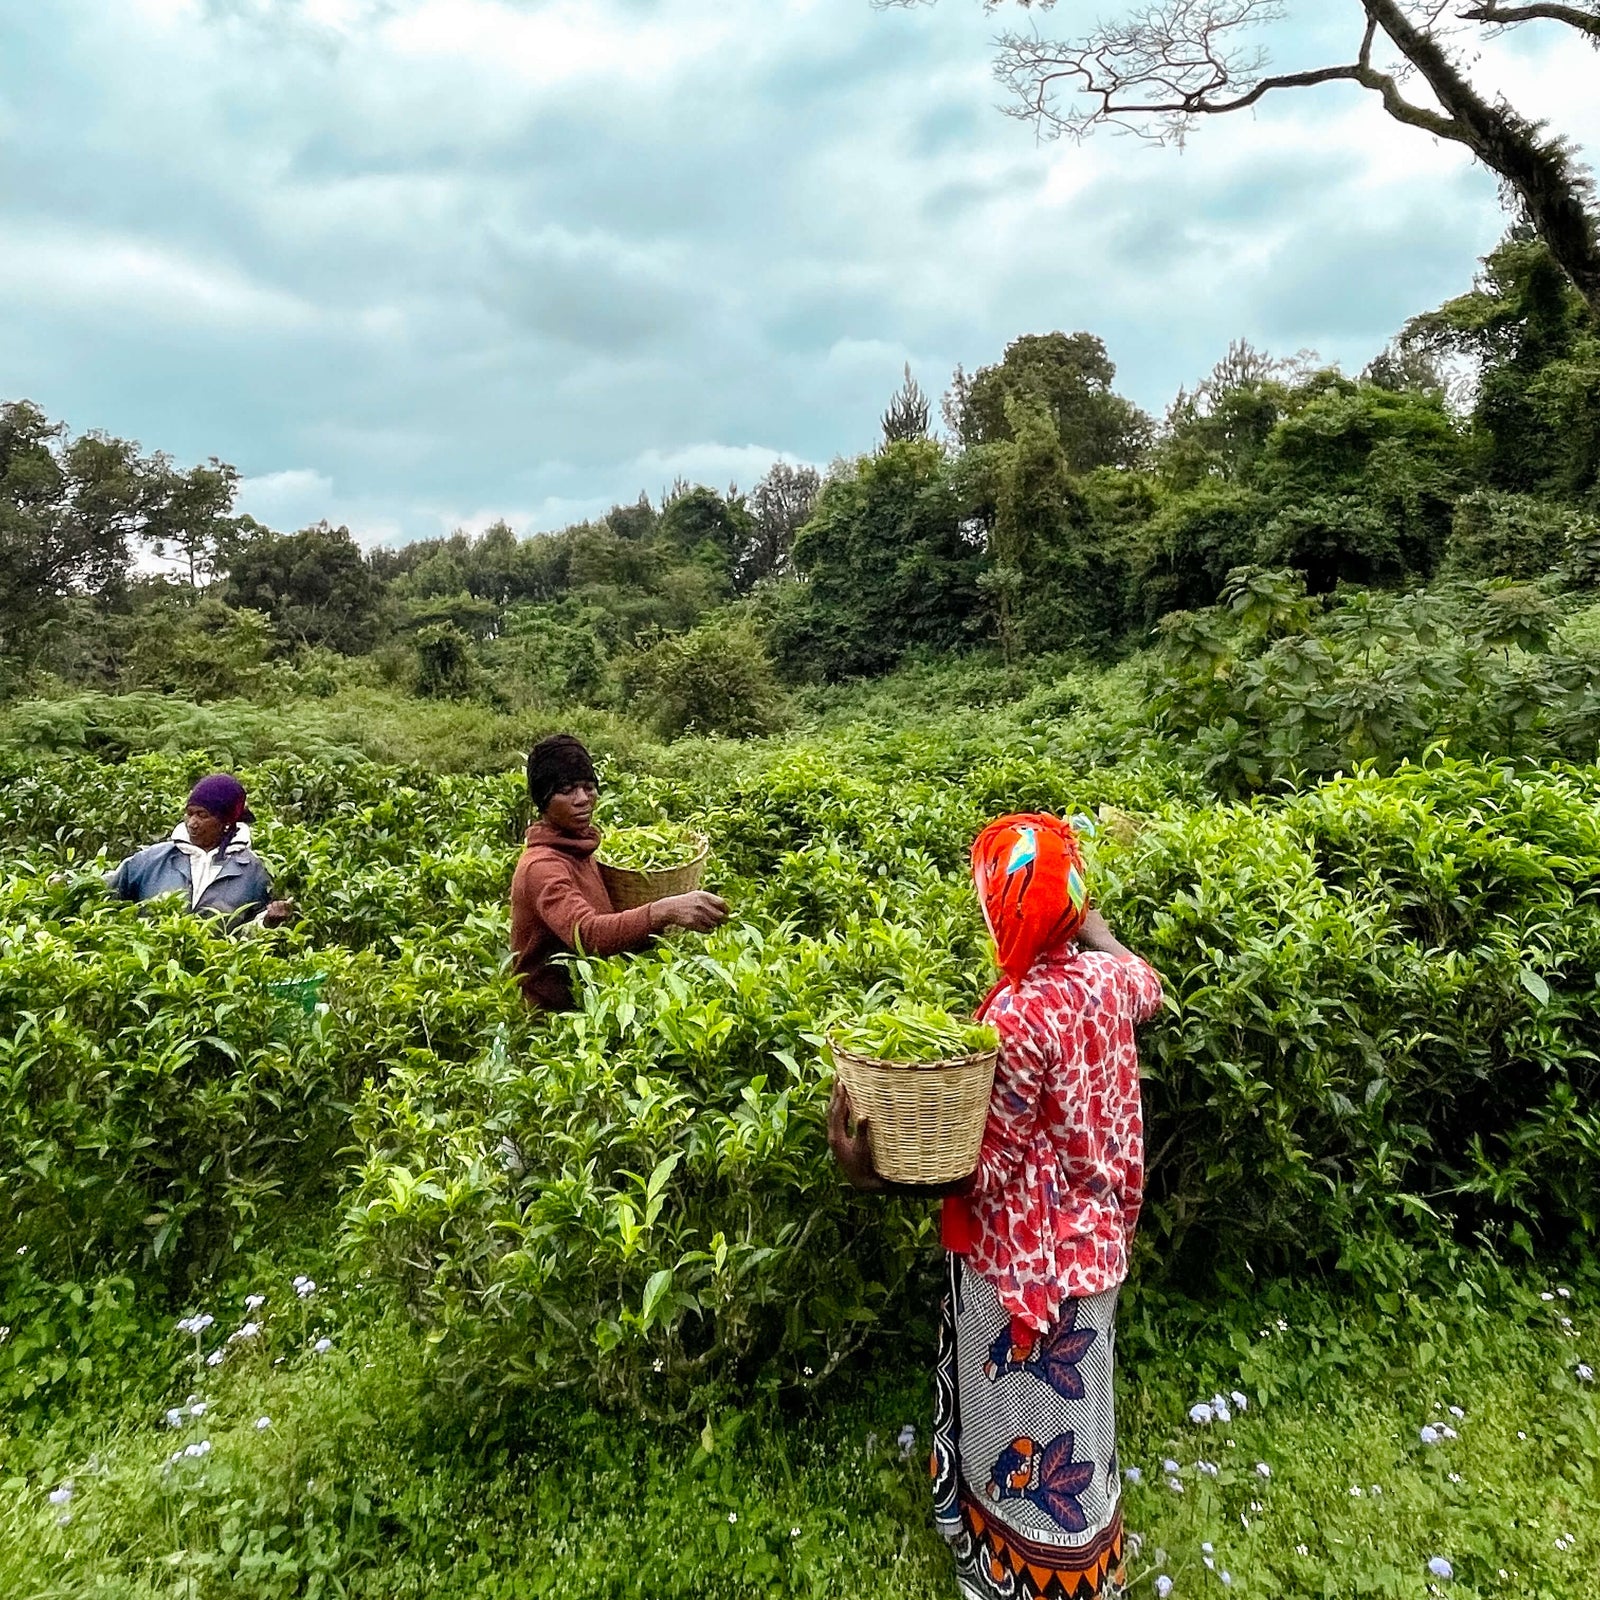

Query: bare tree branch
[890,0,1600,313]
[1458,2,1600,37]
[985,3,1463,146]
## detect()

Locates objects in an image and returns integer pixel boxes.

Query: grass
[2,1261,1595,1599]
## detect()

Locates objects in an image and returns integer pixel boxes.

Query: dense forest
[5,230,1595,759]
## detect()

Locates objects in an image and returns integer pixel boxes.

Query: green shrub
[621,616,787,740]
[1444,487,1575,579]
[1151,567,1600,791]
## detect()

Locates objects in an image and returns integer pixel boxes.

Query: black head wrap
[527,734,598,812]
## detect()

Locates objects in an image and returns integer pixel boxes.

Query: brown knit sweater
[509,823,656,1009]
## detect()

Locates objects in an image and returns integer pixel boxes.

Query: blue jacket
[107,830,275,930]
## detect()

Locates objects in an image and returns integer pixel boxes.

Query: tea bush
[5,726,1600,1418]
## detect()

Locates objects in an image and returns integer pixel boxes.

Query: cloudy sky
[2,1,1595,546]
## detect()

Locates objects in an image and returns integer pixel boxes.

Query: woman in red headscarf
[830,814,1162,1600]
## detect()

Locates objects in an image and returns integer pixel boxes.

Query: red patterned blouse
[944,948,1164,1333]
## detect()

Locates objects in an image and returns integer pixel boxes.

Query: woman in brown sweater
[509,734,729,1010]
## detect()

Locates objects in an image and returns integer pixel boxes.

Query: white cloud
[630,442,822,493]
[379,0,739,88]
[0,224,316,329]
[237,468,336,524]
[236,468,401,548]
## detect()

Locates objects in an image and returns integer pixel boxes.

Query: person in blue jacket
[106,773,294,930]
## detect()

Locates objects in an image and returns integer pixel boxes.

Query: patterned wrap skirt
[932,1254,1125,1600]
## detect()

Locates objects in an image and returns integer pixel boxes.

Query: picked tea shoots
[832,1003,998,1064]
[598,823,706,873]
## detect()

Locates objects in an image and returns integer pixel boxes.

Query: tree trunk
[1364,0,1600,318]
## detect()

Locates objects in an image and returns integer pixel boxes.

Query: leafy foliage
[779,441,986,680]
[621,615,787,739]
[226,521,387,655]
[951,331,1152,472]
[1152,567,1600,791]
[10,727,1580,1413]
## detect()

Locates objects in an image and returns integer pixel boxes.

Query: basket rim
[828,1029,998,1074]
[595,831,710,877]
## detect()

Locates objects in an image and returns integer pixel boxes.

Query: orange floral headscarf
[971,813,1089,990]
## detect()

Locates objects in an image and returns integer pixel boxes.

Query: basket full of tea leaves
[597,822,710,909]
[828,1003,999,1185]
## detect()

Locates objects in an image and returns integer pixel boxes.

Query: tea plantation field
[1,691,1597,1596]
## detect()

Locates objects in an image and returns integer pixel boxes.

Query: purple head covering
[186,774,255,829]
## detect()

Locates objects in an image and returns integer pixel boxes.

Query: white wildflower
[47,1485,73,1506]
[1198,1460,1219,1477]
[1541,1292,1556,1302]
[228,1322,261,1343]
[206,1350,225,1367]
[1447,1406,1464,1419]
[165,1408,185,1428]
[1124,1466,1142,1483]
[254,1417,271,1431]
[1167,1476,1184,1493]
[1557,1286,1571,1299]
[293,1277,316,1299]
[896,1424,917,1459]
[313,1337,333,1354]
[1438,1425,1458,1440]
[1576,1364,1594,1382]
[244,1294,266,1312]
[1296,1544,1310,1557]
[1220,1573,1231,1587]
[1201,1543,1213,1555]
[1349,1485,1363,1496]
[1230,1390,1248,1412]
[727,1511,737,1524]
[1255,1462,1271,1478]
[1162,1458,1180,1474]
[1419,1425,1440,1445]
[1427,1557,1453,1580]
[790,1527,801,1539]
[1189,1403,1214,1425]
[189,1402,207,1417]
[1156,1579,1174,1600]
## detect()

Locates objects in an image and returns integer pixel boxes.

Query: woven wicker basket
[829,1034,998,1185]
[598,834,710,910]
